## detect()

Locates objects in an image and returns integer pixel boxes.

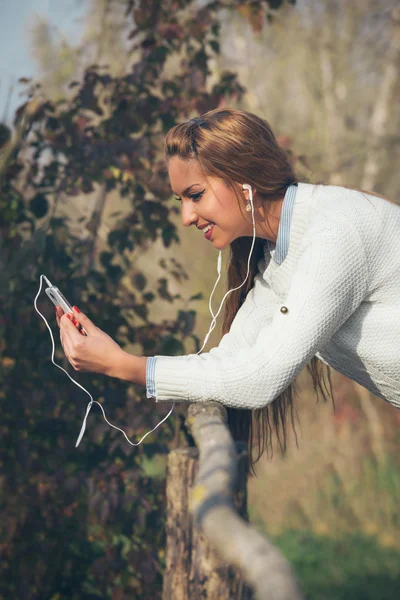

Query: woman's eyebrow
[173,183,203,197]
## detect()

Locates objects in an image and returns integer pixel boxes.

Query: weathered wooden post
[162,402,303,600]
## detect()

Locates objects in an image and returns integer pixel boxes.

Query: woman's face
[168,157,253,250]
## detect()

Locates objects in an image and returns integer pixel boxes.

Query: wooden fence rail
[162,401,303,600]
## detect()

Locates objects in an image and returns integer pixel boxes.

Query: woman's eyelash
[174,191,204,203]
[190,191,204,202]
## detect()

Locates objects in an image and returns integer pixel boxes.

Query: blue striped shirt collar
[266,184,297,265]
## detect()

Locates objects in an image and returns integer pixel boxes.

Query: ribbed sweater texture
[152,183,400,410]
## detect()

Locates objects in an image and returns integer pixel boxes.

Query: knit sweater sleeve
[145,271,277,397]
[153,226,369,408]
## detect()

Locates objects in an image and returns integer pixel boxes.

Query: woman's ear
[241,183,257,199]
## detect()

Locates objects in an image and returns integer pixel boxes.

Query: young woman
[57,108,400,472]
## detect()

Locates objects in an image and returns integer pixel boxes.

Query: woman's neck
[255,196,284,243]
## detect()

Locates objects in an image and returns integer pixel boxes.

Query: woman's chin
[212,238,229,250]
[208,229,232,250]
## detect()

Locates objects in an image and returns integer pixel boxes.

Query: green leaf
[189,292,203,301]
[159,336,185,355]
[209,40,220,54]
[29,193,49,218]
[157,278,173,302]
[133,303,148,321]
[133,272,147,291]
[99,251,113,267]
[143,292,155,303]
[177,310,196,336]
[107,264,123,282]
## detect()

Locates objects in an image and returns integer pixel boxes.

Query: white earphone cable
[34,276,175,447]
[195,184,256,354]
[35,185,256,447]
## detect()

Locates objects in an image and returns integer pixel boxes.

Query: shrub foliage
[0,1,290,598]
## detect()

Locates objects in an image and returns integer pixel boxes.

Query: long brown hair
[164,108,333,476]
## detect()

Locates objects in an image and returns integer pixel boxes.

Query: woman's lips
[204,224,215,240]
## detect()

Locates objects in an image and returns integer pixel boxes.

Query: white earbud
[242,183,253,212]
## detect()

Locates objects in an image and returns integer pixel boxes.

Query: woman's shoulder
[306,183,400,234]
[311,183,398,213]
[292,183,365,249]
[301,184,400,280]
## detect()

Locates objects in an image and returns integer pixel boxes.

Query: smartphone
[45,278,88,336]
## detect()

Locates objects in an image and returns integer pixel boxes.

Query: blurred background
[1,1,399,598]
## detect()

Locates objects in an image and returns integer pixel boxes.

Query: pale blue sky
[0,0,86,122]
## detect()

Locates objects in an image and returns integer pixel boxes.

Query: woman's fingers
[55,305,63,327]
[55,306,82,333]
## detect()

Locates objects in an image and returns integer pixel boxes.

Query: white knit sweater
[152,183,400,410]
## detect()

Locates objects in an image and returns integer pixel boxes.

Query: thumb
[72,306,97,335]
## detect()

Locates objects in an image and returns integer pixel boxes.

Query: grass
[249,455,400,599]
[272,529,400,600]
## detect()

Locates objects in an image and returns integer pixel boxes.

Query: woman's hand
[56,306,125,376]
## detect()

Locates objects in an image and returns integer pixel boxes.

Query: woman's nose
[181,204,198,228]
